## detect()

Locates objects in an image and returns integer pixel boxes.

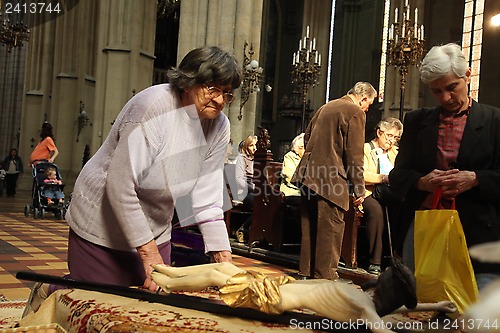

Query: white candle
[415,8,418,23]
[303,36,307,48]
[313,38,316,50]
[310,40,313,52]
[306,51,309,62]
[315,52,318,64]
[421,25,424,39]
[402,23,405,37]
[405,0,408,8]
[318,54,321,66]
[299,39,302,50]
[395,8,398,23]
[389,25,393,40]
[306,25,310,38]
[406,6,410,19]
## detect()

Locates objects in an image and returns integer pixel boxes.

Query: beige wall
[19,0,158,190]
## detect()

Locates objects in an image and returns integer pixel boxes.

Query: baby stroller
[24,161,66,220]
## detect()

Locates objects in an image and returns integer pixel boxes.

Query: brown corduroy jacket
[292,95,366,211]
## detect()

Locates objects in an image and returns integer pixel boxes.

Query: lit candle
[395,8,398,23]
[415,8,418,23]
[306,25,310,38]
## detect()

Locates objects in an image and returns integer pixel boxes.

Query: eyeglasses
[381,131,400,142]
[204,85,235,104]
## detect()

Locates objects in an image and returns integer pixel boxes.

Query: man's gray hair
[347,82,377,99]
[419,43,468,85]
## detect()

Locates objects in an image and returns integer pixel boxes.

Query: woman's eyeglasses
[382,132,400,142]
[204,85,235,104]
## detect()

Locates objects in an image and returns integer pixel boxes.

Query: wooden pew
[248,128,289,251]
[248,128,360,269]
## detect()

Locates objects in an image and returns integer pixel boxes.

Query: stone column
[177,0,264,143]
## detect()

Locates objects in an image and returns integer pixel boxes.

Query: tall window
[462,0,484,101]
[378,0,392,103]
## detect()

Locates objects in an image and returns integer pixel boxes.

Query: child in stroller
[25,161,66,219]
[42,167,65,205]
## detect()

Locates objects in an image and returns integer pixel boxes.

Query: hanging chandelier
[0,0,30,52]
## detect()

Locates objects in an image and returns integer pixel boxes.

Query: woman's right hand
[137,240,165,292]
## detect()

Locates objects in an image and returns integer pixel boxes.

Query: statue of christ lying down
[151,259,457,333]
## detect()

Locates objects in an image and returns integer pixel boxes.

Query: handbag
[371,183,401,206]
[414,189,478,313]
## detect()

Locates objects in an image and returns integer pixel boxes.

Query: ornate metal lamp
[239,42,264,120]
[0,0,30,52]
[77,101,90,142]
[291,26,321,132]
[387,0,425,120]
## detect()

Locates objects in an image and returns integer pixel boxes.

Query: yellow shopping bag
[414,191,478,313]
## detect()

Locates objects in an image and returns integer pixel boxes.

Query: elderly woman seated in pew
[280,133,305,207]
[234,135,258,243]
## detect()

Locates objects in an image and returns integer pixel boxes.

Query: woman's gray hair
[347,82,377,99]
[167,46,242,91]
[419,43,468,85]
[376,117,403,136]
[291,133,305,152]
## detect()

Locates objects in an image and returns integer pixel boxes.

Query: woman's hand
[416,169,459,192]
[209,250,232,263]
[137,240,165,292]
[439,170,479,198]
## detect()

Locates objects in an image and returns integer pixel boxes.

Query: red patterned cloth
[18,289,313,333]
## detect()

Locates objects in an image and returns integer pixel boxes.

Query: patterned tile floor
[0,188,296,301]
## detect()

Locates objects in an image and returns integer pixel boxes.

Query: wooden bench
[248,130,294,252]
[248,128,361,268]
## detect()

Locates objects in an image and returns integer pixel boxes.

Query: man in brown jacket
[293,82,377,280]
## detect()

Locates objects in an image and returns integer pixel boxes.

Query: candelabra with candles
[291,26,321,132]
[387,0,425,120]
[0,0,30,52]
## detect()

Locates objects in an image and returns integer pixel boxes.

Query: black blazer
[389,101,500,270]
